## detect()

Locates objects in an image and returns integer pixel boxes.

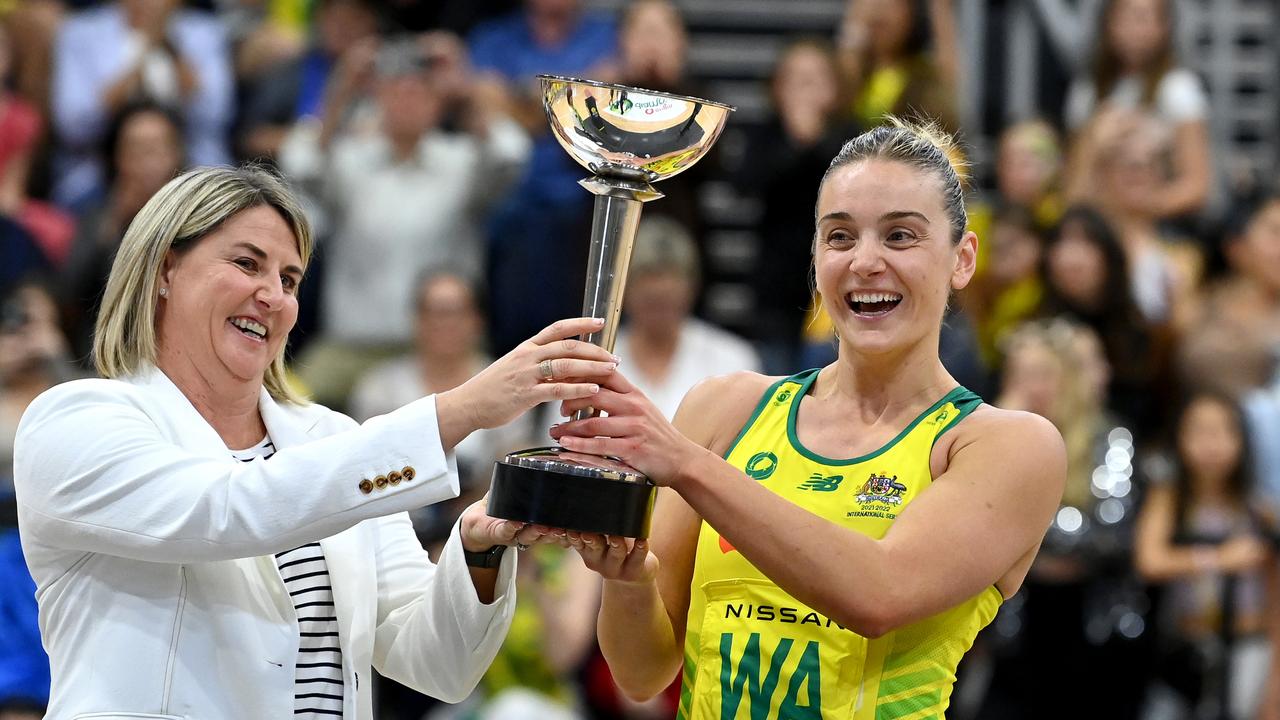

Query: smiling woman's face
[813,159,975,357]
[156,205,303,386]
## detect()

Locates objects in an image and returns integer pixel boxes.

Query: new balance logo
[798,473,843,492]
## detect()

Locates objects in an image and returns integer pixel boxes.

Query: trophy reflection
[486,75,733,537]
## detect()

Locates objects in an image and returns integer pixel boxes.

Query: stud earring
[159,287,168,297]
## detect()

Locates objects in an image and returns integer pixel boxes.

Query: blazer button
[402,466,416,481]
[374,475,389,489]
[388,470,403,486]
[359,479,374,495]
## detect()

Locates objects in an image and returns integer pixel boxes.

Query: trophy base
[488,447,656,537]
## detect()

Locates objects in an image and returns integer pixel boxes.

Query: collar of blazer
[129,365,326,452]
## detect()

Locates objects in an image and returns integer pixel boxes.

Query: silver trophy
[487,75,733,537]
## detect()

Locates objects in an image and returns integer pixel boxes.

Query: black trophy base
[488,447,656,537]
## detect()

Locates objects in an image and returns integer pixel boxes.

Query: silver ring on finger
[538,358,555,382]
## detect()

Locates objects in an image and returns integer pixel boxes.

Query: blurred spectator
[61,101,185,363]
[281,35,530,408]
[467,0,617,354]
[1092,114,1200,327]
[0,22,74,267]
[615,0,686,95]
[50,0,232,209]
[1179,194,1280,398]
[0,0,63,114]
[964,121,1063,367]
[749,38,859,373]
[0,279,80,712]
[962,204,1045,372]
[993,120,1065,230]
[0,279,79,497]
[835,0,960,131]
[1040,205,1162,434]
[984,318,1150,720]
[1134,391,1276,720]
[238,0,380,160]
[215,0,308,84]
[613,216,760,420]
[611,0,706,238]
[348,269,528,495]
[1064,0,1211,219]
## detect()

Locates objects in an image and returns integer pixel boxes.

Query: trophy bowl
[487,77,733,538]
[540,74,733,184]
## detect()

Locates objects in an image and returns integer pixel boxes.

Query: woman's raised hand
[436,317,618,452]
[548,368,709,486]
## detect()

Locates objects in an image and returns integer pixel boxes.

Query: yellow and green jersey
[677,369,997,720]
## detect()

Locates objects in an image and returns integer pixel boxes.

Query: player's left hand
[549,369,710,487]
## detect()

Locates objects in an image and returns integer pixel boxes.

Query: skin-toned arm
[928,0,961,93]
[316,37,378,151]
[1134,484,1271,582]
[1153,119,1211,217]
[553,372,1067,639]
[571,373,771,700]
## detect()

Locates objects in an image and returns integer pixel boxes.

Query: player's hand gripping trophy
[487,75,733,537]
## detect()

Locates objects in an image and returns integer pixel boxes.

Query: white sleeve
[1064,77,1097,132]
[371,515,517,702]
[14,381,460,563]
[1156,69,1209,124]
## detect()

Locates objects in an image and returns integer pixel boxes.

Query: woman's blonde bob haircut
[93,164,314,404]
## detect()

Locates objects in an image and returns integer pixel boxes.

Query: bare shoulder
[933,404,1066,484]
[674,371,783,456]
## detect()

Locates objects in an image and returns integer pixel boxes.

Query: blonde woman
[992,318,1150,718]
[13,165,618,718]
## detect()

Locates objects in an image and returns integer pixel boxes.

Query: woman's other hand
[437,317,618,452]
[566,531,658,584]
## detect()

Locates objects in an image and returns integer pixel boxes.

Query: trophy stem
[576,176,663,355]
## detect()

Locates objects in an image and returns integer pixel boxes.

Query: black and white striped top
[232,437,345,718]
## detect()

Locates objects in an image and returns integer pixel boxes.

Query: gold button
[402,466,415,481]
[358,479,374,495]
[374,475,389,489]
[388,471,403,486]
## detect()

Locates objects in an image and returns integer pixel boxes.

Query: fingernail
[550,422,562,429]
[612,354,621,364]
[589,384,600,393]
[607,363,617,370]
[592,317,605,325]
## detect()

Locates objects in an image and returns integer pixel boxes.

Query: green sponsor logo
[719,631,822,719]
[774,389,792,403]
[798,472,843,492]
[744,451,778,481]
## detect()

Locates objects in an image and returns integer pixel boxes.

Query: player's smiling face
[813,158,976,357]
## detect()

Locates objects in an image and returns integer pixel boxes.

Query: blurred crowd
[1,0,1279,718]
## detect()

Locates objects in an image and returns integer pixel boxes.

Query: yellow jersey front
[677,369,999,720]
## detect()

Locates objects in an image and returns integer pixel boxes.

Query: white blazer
[13,367,517,719]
